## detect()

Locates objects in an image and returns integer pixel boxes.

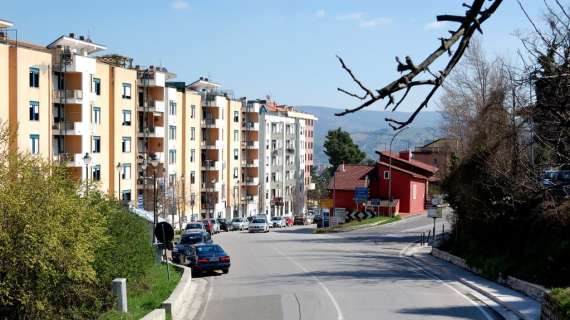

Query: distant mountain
[296,106,443,165]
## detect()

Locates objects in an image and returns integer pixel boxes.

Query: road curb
[406,244,535,320]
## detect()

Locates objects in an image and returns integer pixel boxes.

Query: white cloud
[315,9,327,18]
[171,0,189,10]
[338,12,364,21]
[360,17,391,28]
[424,20,447,30]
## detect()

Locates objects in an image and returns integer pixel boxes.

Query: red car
[285,216,294,227]
[202,219,214,234]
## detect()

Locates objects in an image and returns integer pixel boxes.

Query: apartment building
[0,18,318,223]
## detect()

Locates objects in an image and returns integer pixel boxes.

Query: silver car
[270,216,286,228]
[231,217,249,231]
[248,218,269,233]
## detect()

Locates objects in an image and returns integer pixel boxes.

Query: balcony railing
[52,121,84,135]
[54,89,83,103]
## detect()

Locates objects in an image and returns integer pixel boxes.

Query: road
[196,215,492,320]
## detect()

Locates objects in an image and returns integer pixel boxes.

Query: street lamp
[190,192,196,222]
[388,126,409,217]
[116,162,122,205]
[83,152,91,197]
[150,158,159,242]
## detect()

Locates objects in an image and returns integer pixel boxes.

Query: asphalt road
[196,215,491,320]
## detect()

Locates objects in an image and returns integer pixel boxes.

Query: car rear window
[181,234,202,244]
[252,219,266,223]
[186,223,202,229]
[196,245,223,254]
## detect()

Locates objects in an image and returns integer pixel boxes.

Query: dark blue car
[191,244,231,274]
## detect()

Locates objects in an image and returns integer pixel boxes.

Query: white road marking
[198,276,215,320]
[274,247,344,320]
[399,243,494,320]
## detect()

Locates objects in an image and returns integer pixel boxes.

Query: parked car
[285,216,294,227]
[231,217,249,231]
[249,218,270,233]
[172,231,212,265]
[190,243,231,274]
[185,222,205,233]
[217,218,231,232]
[246,216,255,223]
[294,216,308,225]
[270,216,286,228]
[305,215,314,224]
[210,219,221,234]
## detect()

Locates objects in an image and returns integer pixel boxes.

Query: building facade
[0,18,318,225]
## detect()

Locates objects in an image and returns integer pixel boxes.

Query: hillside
[296,106,442,165]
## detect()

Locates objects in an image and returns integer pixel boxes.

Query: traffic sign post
[154,222,174,280]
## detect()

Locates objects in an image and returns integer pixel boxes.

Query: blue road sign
[355,187,368,202]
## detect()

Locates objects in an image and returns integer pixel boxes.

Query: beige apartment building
[0,18,318,224]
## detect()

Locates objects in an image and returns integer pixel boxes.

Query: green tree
[323,128,366,172]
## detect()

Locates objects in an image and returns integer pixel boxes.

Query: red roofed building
[328,151,438,216]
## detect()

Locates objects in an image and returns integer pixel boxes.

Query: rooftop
[328,164,374,190]
[47,34,106,54]
[376,151,438,174]
[0,19,14,29]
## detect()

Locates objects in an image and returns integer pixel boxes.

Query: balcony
[244,159,259,168]
[54,89,83,104]
[245,104,260,113]
[202,182,222,192]
[201,119,223,129]
[138,126,165,138]
[242,122,259,131]
[201,160,222,171]
[138,100,165,113]
[52,121,84,136]
[286,148,295,154]
[136,152,165,164]
[137,71,166,87]
[245,195,258,203]
[245,141,259,149]
[53,54,92,73]
[245,177,259,186]
[53,153,83,167]
[201,140,224,150]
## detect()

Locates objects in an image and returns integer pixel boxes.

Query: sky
[3,0,547,112]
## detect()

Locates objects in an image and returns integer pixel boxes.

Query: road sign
[334,208,346,224]
[154,222,174,244]
[354,187,368,202]
[347,211,374,220]
[319,199,333,209]
[427,204,449,218]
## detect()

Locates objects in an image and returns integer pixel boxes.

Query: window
[122,83,131,99]
[93,78,101,95]
[92,107,101,124]
[234,130,239,142]
[121,190,132,202]
[412,184,417,200]
[233,149,238,160]
[233,168,238,179]
[92,136,101,153]
[169,101,177,115]
[29,101,39,121]
[169,150,176,164]
[169,174,176,186]
[233,111,239,122]
[190,149,195,163]
[384,171,390,180]
[191,105,196,118]
[169,125,176,140]
[271,172,276,182]
[190,171,196,184]
[190,127,195,140]
[121,164,131,180]
[92,165,101,182]
[122,137,131,153]
[29,67,39,88]
[29,134,39,155]
[122,110,131,126]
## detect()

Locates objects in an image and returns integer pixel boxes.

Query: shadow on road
[397,306,488,319]
[271,227,315,234]
[191,270,224,278]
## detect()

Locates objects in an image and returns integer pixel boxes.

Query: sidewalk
[404,245,541,320]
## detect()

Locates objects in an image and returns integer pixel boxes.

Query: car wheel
[222,268,229,274]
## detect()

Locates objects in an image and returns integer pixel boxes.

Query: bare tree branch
[335,0,504,130]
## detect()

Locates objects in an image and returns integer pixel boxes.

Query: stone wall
[541,292,566,320]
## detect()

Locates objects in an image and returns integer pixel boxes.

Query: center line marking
[274,247,344,320]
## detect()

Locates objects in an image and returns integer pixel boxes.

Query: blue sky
[4,1,545,112]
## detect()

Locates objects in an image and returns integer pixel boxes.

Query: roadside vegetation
[315,216,401,233]
[99,263,181,320]
[438,3,570,288]
[550,288,570,318]
[0,127,157,319]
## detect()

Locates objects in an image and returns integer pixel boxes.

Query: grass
[99,263,182,320]
[314,216,401,233]
[551,288,570,317]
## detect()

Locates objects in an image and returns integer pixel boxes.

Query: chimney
[399,150,412,161]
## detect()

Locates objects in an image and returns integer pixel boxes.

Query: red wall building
[328,151,438,216]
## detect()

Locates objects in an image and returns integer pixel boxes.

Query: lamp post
[150,158,159,241]
[388,126,409,217]
[190,192,195,222]
[83,152,91,197]
[116,162,122,205]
